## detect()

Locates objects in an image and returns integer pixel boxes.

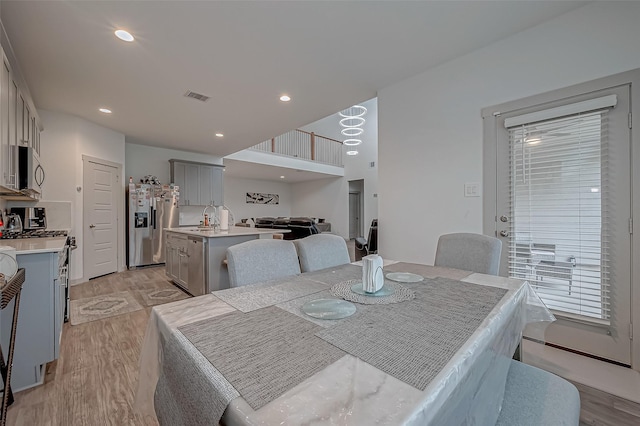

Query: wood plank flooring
[5,259,639,425]
[6,266,176,426]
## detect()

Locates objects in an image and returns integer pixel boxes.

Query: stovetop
[0,230,69,239]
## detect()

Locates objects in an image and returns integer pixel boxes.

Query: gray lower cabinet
[0,251,64,391]
[166,232,187,287]
[165,232,206,296]
[165,230,265,296]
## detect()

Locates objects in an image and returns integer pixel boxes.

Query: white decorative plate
[0,252,18,281]
[302,299,357,320]
[385,272,424,283]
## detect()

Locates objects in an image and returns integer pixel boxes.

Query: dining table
[134,260,553,425]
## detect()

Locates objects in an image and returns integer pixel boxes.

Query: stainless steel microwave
[14,146,44,196]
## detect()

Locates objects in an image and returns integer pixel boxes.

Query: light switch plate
[464,183,481,197]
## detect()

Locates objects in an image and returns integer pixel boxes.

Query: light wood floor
[5,266,175,426]
[5,261,638,426]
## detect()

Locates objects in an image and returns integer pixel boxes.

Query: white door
[490,84,632,364]
[84,158,119,279]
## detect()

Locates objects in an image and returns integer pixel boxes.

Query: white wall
[125,141,223,185]
[38,109,126,282]
[291,177,348,236]
[377,2,640,263]
[224,177,292,222]
[294,97,378,238]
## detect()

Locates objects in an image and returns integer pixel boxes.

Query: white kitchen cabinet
[0,251,65,391]
[0,51,17,190]
[169,159,224,206]
[17,92,25,145]
[0,45,41,194]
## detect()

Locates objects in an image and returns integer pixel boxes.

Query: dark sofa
[253,217,319,240]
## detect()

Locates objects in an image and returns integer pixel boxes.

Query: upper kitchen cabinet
[169,159,224,207]
[1,50,16,190]
[0,38,43,199]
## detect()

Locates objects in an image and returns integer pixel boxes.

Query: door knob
[89,224,96,229]
[499,230,509,237]
[500,215,509,223]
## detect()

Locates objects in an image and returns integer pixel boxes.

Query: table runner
[316,277,508,390]
[301,263,363,285]
[179,306,346,410]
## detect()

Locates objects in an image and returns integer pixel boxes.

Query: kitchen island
[164,226,289,296]
[0,237,68,391]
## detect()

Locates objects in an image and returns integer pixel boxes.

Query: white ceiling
[1,1,586,157]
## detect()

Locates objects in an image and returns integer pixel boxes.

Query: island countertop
[0,236,67,254]
[165,226,289,238]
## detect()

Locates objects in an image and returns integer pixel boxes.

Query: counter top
[165,226,290,238]
[0,237,67,254]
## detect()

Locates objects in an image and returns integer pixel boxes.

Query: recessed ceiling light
[99,108,112,114]
[346,150,359,156]
[279,95,291,102]
[115,30,135,42]
[280,176,285,179]
[215,133,224,138]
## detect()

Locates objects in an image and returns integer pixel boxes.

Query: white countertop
[0,236,67,254]
[165,226,290,238]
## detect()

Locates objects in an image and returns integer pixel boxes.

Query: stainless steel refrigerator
[127,183,179,268]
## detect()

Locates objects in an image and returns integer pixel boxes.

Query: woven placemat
[317,277,508,391]
[214,276,328,312]
[330,279,415,305]
[301,263,363,286]
[179,306,345,410]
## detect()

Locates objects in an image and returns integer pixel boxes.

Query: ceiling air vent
[184,90,210,102]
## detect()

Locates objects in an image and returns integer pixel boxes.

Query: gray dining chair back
[434,233,502,275]
[226,239,301,287]
[495,360,580,425]
[294,234,351,272]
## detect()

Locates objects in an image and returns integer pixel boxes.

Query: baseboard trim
[522,340,640,404]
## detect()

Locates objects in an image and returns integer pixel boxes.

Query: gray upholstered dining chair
[434,233,502,275]
[496,360,580,425]
[226,239,301,287]
[294,234,351,272]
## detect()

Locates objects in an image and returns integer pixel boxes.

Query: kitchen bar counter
[0,236,67,254]
[164,227,289,296]
[166,226,290,238]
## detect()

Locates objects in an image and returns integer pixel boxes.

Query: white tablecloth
[134,262,553,425]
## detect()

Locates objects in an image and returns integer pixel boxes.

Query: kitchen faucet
[202,203,217,227]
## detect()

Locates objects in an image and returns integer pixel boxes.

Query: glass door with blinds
[495,85,632,364]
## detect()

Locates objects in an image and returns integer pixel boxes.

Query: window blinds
[507,109,610,321]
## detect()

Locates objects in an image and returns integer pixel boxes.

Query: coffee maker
[4,213,23,234]
[10,207,46,230]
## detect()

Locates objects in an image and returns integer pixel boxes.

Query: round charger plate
[386,272,424,283]
[0,252,18,281]
[302,298,357,320]
[350,282,395,297]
